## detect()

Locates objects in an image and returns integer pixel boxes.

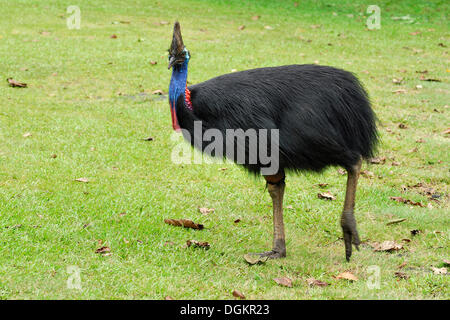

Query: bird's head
[168,21,190,69]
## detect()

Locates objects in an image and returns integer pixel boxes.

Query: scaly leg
[341,158,363,262]
[250,172,286,259]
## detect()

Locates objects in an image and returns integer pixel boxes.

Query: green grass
[0,0,449,299]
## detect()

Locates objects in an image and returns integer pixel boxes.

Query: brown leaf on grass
[186,239,210,249]
[75,177,89,183]
[232,290,246,299]
[318,183,329,188]
[398,123,408,129]
[243,254,268,265]
[360,170,374,178]
[238,25,245,31]
[310,24,322,29]
[23,132,32,138]
[419,75,441,82]
[443,128,450,135]
[50,153,57,158]
[409,147,418,153]
[370,156,386,164]
[7,78,27,88]
[142,136,153,141]
[273,277,293,287]
[392,78,403,84]
[431,267,447,275]
[372,240,403,252]
[95,246,111,254]
[164,296,174,300]
[306,278,330,287]
[251,15,260,20]
[334,272,358,281]
[164,218,204,230]
[398,262,408,269]
[149,60,157,65]
[390,196,424,207]
[234,218,241,223]
[393,89,407,94]
[317,192,336,201]
[152,89,164,95]
[110,34,117,39]
[198,207,215,215]
[409,31,421,36]
[395,271,409,280]
[386,218,407,226]
[391,161,401,166]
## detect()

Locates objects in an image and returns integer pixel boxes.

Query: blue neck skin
[169,58,189,109]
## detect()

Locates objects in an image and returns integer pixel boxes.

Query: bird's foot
[341,211,360,262]
[250,250,286,259]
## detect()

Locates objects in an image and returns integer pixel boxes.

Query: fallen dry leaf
[398,123,408,129]
[164,218,204,230]
[395,271,409,280]
[232,290,246,299]
[75,177,89,183]
[165,296,174,300]
[243,254,268,265]
[372,240,403,252]
[370,156,387,164]
[142,136,153,141]
[390,196,424,207]
[360,170,374,178]
[431,267,447,275]
[273,277,293,287]
[238,25,245,31]
[398,262,408,269]
[318,183,329,188]
[335,272,358,281]
[7,78,27,88]
[186,239,210,249]
[234,218,241,223]
[386,218,407,226]
[152,89,164,95]
[306,278,330,287]
[23,132,32,138]
[149,60,157,65]
[198,207,215,215]
[110,34,117,39]
[318,191,336,201]
[251,15,260,20]
[95,246,111,254]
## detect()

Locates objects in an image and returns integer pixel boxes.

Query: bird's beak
[168,56,177,69]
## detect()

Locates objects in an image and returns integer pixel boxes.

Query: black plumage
[176,65,377,174]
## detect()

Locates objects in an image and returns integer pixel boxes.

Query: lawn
[0,0,448,299]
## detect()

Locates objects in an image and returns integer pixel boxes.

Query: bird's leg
[341,158,363,262]
[250,172,286,259]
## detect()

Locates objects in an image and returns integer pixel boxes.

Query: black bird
[168,22,378,261]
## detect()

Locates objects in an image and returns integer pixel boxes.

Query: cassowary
[167,22,377,261]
